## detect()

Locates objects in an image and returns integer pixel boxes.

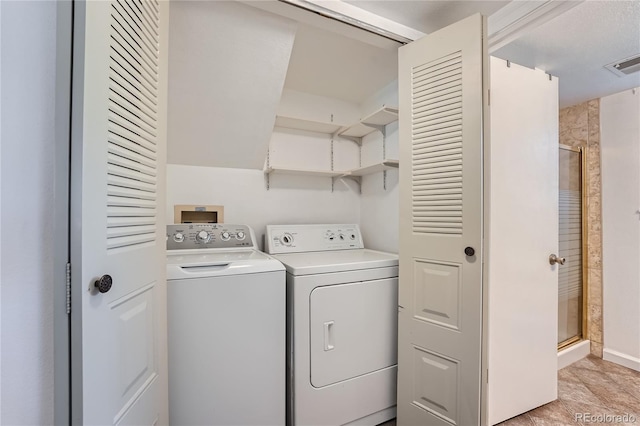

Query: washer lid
[167,250,284,280]
[271,249,398,276]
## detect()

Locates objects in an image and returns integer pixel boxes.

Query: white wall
[167,81,401,253]
[1,1,57,424]
[601,87,640,371]
[168,1,297,170]
[167,165,361,250]
[359,81,400,253]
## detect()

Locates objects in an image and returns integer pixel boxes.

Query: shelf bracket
[331,138,335,193]
[336,175,362,194]
[265,148,271,190]
[362,123,387,138]
[339,135,363,145]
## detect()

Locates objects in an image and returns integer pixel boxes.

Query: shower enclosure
[558,145,587,349]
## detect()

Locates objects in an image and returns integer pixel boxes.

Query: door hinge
[66,262,72,315]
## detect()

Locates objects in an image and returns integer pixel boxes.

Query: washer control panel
[167,224,254,251]
[265,224,363,254]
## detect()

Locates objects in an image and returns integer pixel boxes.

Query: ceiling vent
[605,54,640,77]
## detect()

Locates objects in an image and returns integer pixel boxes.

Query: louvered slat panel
[109,102,157,138]
[412,51,463,235]
[108,141,156,168]
[107,196,156,208]
[108,174,156,193]
[110,60,157,111]
[108,164,156,185]
[108,129,157,161]
[108,185,156,201]
[109,82,157,127]
[128,1,158,43]
[559,189,582,299]
[116,0,159,68]
[107,0,159,251]
[109,17,157,85]
[108,121,156,153]
[107,152,156,178]
[107,206,156,217]
[111,2,158,74]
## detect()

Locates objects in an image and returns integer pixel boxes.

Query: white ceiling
[492,0,640,107]
[279,0,640,108]
[344,0,510,34]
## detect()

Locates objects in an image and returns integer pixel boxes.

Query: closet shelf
[266,106,399,192]
[274,116,342,135]
[338,106,398,144]
[265,167,345,178]
[346,160,399,177]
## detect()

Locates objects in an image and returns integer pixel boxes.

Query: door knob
[549,254,566,265]
[94,274,113,293]
[464,247,475,256]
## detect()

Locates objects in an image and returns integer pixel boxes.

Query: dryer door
[310,278,398,388]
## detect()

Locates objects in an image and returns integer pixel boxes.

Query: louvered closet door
[70,1,169,424]
[397,14,488,426]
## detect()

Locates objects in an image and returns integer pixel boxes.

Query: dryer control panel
[167,224,256,251]
[265,224,364,254]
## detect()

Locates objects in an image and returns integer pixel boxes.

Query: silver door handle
[549,254,566,265]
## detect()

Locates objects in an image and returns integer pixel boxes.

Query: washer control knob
[339,234,345,241]
[350,233,356,240]
[173,232,185,243]
[281,233,293,245]
[196,230,210,243]
[328,233,335,241]
[236,231,245,240]
[221,231,231,241]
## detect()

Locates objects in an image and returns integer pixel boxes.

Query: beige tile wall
[559,99,603,357]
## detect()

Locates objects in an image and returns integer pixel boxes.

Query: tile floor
[380,355,640,426]
[500,355,640,425]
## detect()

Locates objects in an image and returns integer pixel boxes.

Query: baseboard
[558,340,590,370]
[603,348,640,372]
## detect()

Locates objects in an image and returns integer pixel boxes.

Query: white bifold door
[70,1,170,424]
[398,14,559,426]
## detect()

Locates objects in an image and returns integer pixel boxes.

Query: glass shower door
[558,145,586,348]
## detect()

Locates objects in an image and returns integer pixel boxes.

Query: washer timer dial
[196,230,211,243]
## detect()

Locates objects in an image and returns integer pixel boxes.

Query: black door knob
[464,247,475,257]
[94,275,113,293]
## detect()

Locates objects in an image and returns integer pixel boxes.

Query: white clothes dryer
[166,224,285,426]
[265,224,398,426]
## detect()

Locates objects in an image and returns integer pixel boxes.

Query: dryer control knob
[221,231,231,241]
[196,230,210,243]
[281,233,293,245]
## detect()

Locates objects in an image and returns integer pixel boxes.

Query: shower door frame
[558,144,588,350]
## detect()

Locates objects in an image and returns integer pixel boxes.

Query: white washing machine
[166,224,285,426]
[265,224,399,426]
